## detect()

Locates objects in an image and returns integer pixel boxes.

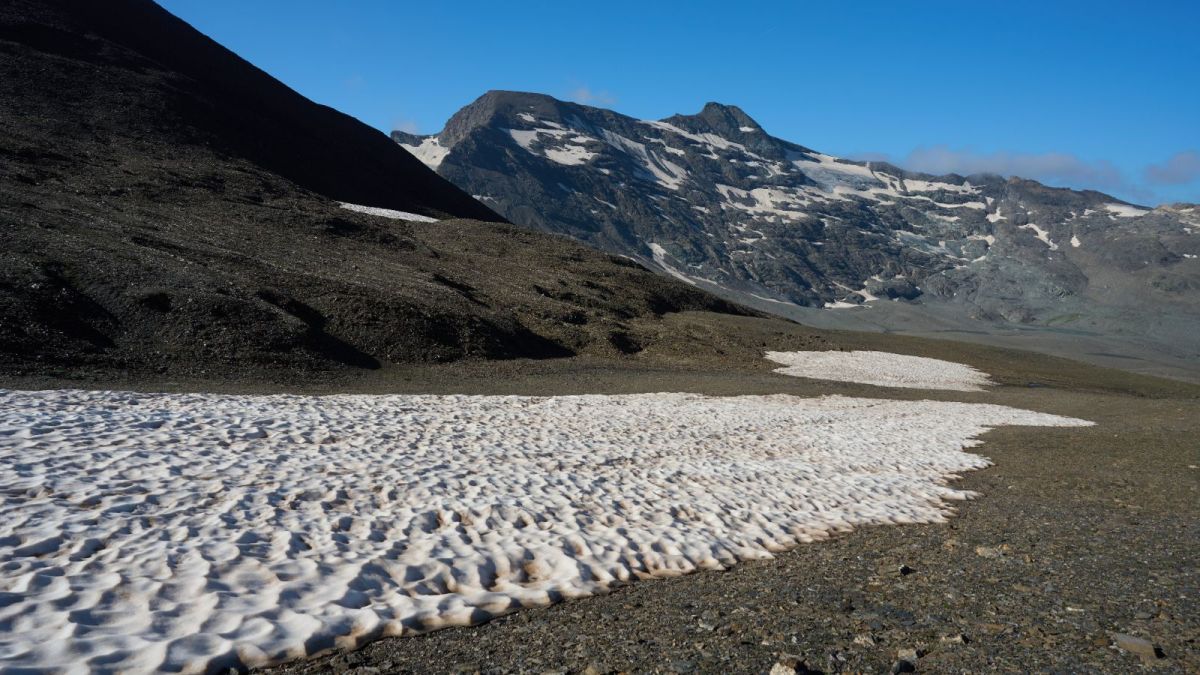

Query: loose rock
[1110,633,1164,664]
[974,545,1006,559]
[853,634,876,647]
[768,654,811,675]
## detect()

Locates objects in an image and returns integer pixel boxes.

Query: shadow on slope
[0,0,753,383]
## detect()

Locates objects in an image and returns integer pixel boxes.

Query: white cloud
[901,146,1127,192]
[1144,150,1200,185]
[392,119,419,135]
[568,85,616,106]
[852,146,1155,203]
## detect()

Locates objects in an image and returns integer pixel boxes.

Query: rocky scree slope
[0,2,752,381]
[397,91,1200,377]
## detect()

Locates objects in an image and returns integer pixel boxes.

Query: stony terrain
[254,338,1199,675]
[0,378,1090,673]
[0,0,751,382]
[2,3,1197,674]
[396,91,1200,381]
[6,311,1196,674]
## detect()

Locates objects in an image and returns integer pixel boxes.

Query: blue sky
[161,0,1199,205]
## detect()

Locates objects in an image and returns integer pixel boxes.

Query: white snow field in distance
[766,350,994,391]
[0,389,1090,673]
[338,202,439,222]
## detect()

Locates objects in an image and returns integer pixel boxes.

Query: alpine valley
[4,3,1200,674]
[396,91,1200,381]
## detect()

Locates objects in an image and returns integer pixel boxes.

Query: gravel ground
[248,334,1196,674]
[268,394,1197,674]
[8,320,1198,674]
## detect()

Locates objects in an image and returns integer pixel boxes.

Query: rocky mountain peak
[436,90,563,146]
[393,91,1200,378]
[676,101,764,136]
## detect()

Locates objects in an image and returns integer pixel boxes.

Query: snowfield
[0,389,1089,673]
[766,350,994,391]
[338,202,439,223]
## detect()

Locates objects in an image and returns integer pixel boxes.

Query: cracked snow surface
[0,388,1088,673]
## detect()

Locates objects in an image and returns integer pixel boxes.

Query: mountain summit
[396,91,1200,380]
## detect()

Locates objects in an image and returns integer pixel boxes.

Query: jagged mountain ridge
[395,91,1200,379]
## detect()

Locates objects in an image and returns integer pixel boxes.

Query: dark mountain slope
[0,1,755,382]
[0,0,499,221]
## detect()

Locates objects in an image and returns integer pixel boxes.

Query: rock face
[398,91,1200,379]
[0,3,751,380]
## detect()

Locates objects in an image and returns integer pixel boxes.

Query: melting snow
[1104,203,1150,218]
[396,137,450,170]
[339,203,438,223]
[715,184,812,220]
[602,130,688,190]
[766,350,994,391]
[825,281,879,307]
[784,156,987,212]
[746,292,795,306]
[823,301,866,309]
[543,145,596,166]
[642,120,748,153]
[1020,223,1058,250]
[1070,234,1082,248]
[931,200,987,210]
[793,152,878,180]
[901,179,979,195]
[0,388,1090,673]
[507,128,599,166]
[648,242,698,285]
[508,129,541,149]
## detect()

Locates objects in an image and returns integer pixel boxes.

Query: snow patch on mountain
[642,120,749,153]
[602,130,688,190]
[339,203,439,222]
[648,242,698,285]
[506,127,600,166]
[1020,223,1059,250]
[396,136,449,169]
[1105,203,1150,218]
